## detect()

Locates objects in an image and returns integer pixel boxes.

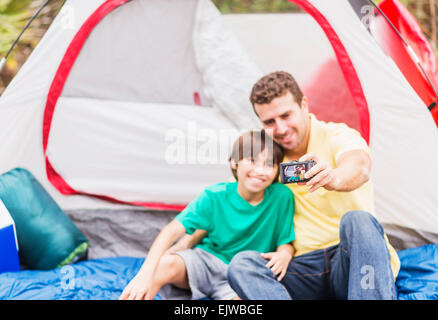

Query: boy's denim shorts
[174,247,237,300]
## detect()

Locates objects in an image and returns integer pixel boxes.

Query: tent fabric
[223,14,361,134]
[191,0,262,130]
[47,98,238,207]
[376,0,438,123]
[291,0,370,143]
[62,0,205,106]
[383,223,438,252]
[65,209,177,260]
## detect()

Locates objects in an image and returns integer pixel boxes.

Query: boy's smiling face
[232,149,279,194]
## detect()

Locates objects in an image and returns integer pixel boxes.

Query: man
[226,71,400,300]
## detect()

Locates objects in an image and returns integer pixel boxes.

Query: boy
[119,130,295,300]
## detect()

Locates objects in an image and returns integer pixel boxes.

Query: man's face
[254,91,309,153]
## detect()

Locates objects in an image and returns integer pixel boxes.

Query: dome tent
[0,0,437,260]
[0,0,262,211]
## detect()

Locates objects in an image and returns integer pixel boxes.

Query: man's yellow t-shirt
[285,114,400,279]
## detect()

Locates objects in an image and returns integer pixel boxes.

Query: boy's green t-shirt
[174,182,295,264]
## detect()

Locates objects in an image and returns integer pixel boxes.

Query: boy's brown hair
[229,130,284,182]
[250,71,303,108]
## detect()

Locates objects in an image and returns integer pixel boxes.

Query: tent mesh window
[62,0,207,106]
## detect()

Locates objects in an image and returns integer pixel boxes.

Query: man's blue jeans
[227,211,397,300]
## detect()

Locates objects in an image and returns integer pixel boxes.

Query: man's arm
[300,149,371,193]
[331,149,371,191]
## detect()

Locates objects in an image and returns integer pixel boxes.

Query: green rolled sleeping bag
[0,168,89,270]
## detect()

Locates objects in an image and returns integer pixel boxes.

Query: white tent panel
[310,0,438,234]
[193,0,262,130]
[63,0,206,106]
[47,97,238,204]
[222,13,334,86]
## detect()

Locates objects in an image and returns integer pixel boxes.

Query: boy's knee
[228,251,263,281]
[156,254,181,282]
[230,251,262,268]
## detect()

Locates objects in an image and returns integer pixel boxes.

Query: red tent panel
[376,0,438,127]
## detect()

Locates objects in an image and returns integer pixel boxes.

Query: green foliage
[0,0,34,54]
[0,0,64,95]
[211,0,301,13]
[0,0,32,13]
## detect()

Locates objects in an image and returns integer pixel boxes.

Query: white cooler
[0,199,20,273]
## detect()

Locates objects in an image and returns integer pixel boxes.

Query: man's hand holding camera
[297,153,340,193]
[296,149,372,193]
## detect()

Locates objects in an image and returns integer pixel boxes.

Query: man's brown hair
[250,71,303,107]
[229,130,284,182]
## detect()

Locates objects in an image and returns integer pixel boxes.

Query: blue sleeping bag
[396,244,438,300]
[1,245,437,300]
[0,257,161,300]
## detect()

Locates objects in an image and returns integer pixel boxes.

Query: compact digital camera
[280,160,316,184]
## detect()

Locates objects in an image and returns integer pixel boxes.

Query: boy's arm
[261,243,295,281]
[166,229,207,254]
[276,243,295,257]
[119,220,186,300]
[137,220,186,277]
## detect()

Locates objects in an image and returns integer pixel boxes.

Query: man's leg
[227,250,331,300]
[329,210,397,300]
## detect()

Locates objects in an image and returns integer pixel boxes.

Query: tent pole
[0,0,51,73]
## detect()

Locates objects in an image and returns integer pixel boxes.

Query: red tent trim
[290,0,370,144]
[42,0,186,211]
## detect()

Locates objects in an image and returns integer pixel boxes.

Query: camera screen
[280,160,315,184]
[283,164,306,183]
